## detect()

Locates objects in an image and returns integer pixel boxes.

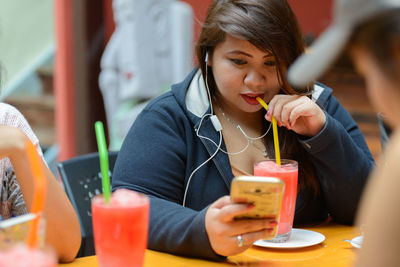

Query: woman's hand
[205,196,277,256]
[265,95,326,137]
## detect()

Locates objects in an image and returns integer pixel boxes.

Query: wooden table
[60,223,361,267]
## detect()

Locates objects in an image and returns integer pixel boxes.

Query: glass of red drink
[254,159,298,242]
[92,189,149,267]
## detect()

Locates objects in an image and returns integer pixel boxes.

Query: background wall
[289,0,333,39]
[0,0,54,96]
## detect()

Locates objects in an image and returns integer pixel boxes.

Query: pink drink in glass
[92,189,149,267]
[254,159,298,242]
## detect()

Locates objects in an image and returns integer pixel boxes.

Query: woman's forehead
[215,34,274,56]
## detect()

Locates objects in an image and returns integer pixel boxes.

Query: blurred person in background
[0,97,81,261]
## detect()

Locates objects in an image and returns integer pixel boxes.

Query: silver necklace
[216,104,271,157]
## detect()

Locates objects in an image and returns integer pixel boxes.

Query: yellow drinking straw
[256,97,281,166]
[25,140,47,248]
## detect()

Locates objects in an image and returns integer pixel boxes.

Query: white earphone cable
[183,129,222,207]
[183,55,224,206]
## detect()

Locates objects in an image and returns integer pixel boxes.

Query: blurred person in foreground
[288,0,400,266]
[0,101,81,260]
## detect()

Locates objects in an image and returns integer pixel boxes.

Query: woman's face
[209,34,281,115]
[350,46,400,128]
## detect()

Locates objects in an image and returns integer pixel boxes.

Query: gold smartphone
[230,176,284,222]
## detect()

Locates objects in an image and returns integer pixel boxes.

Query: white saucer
[350,235,363,249]
[253,229,325,249]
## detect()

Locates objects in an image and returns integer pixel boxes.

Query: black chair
[57,151,118,258]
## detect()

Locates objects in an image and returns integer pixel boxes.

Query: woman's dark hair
[349,8,400,84]
[195,0,319,193]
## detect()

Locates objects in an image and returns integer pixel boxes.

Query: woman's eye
[265,60,276,66]
[230,58,247,65]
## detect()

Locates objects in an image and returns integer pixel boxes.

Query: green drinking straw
[95,121,111,203]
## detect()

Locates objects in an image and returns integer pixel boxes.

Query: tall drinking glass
[254,159,298,242]
[92,189,149,267]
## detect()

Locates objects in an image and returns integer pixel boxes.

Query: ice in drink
[254,159,298,242]
[92,189,149,267]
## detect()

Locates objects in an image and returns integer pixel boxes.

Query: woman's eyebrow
[227,50,252,57]
[227,50,273,58]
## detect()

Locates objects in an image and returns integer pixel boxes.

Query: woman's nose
[244,70,265,89]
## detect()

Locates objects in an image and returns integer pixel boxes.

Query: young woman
[288,1,400,266]
[112,0,374,260]
[0,103,81,262]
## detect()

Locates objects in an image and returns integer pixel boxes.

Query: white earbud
[205,52,209,63]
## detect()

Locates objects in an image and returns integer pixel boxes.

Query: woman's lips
[241,94,264,105]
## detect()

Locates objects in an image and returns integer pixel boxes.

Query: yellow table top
[60,223,360,267]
